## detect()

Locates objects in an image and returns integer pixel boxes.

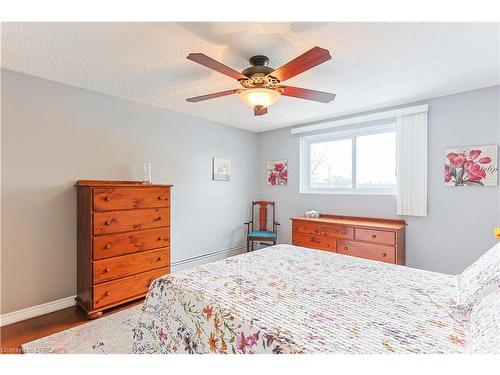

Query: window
[300,124,396,194]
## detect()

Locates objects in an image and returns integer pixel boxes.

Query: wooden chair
[244,201,280,252]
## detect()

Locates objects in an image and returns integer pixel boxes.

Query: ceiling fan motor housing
[241,55,275,77]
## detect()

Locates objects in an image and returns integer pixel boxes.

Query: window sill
[300,189,396,196]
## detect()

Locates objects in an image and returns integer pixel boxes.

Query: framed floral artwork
[267,160,288,185]
[444,145,498,186]
[212,158,230,181]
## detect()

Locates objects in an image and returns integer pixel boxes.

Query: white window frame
[299,123,397,195]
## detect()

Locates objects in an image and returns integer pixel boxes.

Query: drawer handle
[158,196,166,200]
[382,253,387,257]
[157,236,166,241]
[371,234,377,239]
[343,246,348,251]
[104,291,110,297]
[157,256,163,261]
[334,230,339,234]
[104,196,111,201]
[104,243,111,249]
[104,268,111,273]
[156,216,162,221]
[105,220,112,225]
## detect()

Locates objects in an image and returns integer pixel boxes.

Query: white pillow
[457,242,500,317]
[466,288,500,353]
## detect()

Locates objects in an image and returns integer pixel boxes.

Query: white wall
[1,69,258,314]
[258,86,500,274]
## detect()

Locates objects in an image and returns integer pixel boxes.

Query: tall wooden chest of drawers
[76,180,172,319]
[291,214,406,265]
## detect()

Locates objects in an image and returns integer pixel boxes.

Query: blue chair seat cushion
[248,230,276,239]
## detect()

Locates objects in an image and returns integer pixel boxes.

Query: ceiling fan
[185,46,336,116]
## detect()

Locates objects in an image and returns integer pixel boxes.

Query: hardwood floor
[0,299,143,354]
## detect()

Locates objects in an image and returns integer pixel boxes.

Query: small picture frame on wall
[267,160,288,185]
[444,145,498,186]
[212,158,231,181]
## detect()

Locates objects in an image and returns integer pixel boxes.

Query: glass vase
[143,161,152,184]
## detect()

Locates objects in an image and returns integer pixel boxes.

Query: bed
[133,244,500,354]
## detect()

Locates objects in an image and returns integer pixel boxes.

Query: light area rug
[21,305,143,354]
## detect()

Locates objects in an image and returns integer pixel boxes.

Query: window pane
[310,138,352,188]
[356,131,396,189]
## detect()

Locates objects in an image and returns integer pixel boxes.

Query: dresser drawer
[93,187,169,211]
[292,232,336,252]
[320,224,354,239]
[292,220,320,235]
[93,208,169,235]
[93,227,169,260]
[93,267,169,309]
[355,228,395,245]
[337,240,395,263]
[93,247,169,283]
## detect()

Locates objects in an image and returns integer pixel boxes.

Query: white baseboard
[0,243,247,327]
[171,243,247,271]
[0,295,77,327]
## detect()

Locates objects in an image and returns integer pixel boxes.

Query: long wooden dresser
[76,180,172,319]
[291,214,406,265]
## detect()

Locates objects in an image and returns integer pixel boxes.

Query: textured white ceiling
[2,22,499,132]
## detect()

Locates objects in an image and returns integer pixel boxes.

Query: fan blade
[187,53,248,80]
[254,106,268,116]
[280,86,336,103]
[268,47,331,82]
[186,89,238,103]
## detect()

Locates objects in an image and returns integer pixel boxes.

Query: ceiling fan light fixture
[238,88,280,108]
[185,48,335,117]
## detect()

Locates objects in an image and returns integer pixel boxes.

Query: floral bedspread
[133,244,465,354]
